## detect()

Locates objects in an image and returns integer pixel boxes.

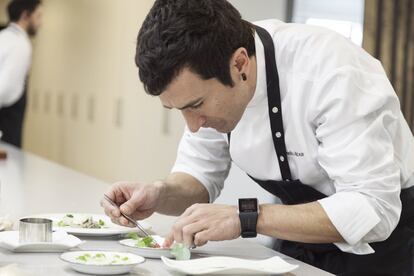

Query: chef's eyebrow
[163,97,203,110]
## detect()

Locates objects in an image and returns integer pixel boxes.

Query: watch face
[239,198,258,212]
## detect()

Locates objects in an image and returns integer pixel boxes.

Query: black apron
[0,84,27,148]
[228,25,414,276]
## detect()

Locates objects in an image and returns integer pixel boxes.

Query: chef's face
[28,6,43,36]
[20,6,43,37]
[159,48,256,133]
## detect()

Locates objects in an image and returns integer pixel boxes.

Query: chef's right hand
[100,181,163,227]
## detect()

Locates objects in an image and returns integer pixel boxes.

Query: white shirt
[171,19,414,254]
[0,23,32,108]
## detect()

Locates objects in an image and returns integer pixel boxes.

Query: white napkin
[0,230,83,252]
[161,255,298,275]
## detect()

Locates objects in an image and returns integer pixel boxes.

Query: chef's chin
[210,123,235,133]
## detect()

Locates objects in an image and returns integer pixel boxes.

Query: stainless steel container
[19,218,52,243]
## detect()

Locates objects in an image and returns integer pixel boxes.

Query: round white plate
[28,213,151,237]
[119,235,174,259]
[60,251,145,275]
[161,255,298,275]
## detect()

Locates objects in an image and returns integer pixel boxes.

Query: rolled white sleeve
[171,126,231,202]
[0,29,31,108]
[311,65,402,254]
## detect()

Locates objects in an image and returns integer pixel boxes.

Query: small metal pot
[19,218,52,243]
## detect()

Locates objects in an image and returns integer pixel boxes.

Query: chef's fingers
[165,212,199,246]
[163,234,173,248]
[120,187,146,216]
[118,216,135,227]
[101,197,120,218]
[182,222,206,248]
[194,229,211,247]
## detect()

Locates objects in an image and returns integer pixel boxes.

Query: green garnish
[57,221,68,227]
[66,214,74,218]
[171,243,191,260]
[127,232,160,248]
[98,219,105,226]
[136,236,155,248]
[126,232,140,240]
[75,253,131,265]
[76,254,90,262]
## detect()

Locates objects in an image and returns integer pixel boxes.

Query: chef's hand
[100,181,162,227]
[163,203,241,248]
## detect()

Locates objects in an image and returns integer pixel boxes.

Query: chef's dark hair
[7,0,41,22]
[136,0,256,96]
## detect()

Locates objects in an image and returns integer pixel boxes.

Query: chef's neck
[13,20,30,35]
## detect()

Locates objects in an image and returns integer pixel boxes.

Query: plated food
[0,215,13,231]
[74,252,134,265]
[57,214,106,229]
[29,213,152,237]
[125,232,160,248]
[120,233,191,260]
[60,251,145,275]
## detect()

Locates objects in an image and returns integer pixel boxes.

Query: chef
[101,0,414,274]
[0,0,42,147]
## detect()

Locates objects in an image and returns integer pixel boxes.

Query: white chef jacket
[0,23,32,108]
[171,19,414,254]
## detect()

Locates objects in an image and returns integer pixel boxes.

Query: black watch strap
[238,198,259,238]
[239,212,258,238]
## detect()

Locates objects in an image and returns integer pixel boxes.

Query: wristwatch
[238,198,259,238]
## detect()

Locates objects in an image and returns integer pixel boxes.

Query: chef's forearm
[257,202,344,243]
[154,172,209,216]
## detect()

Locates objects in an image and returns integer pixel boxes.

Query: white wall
[292,0,364,23]
[0,0,8,24]
[229,0,287,22]
[14,0,185,184]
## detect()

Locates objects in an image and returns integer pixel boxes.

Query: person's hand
[100,181,163,227]
[163,203,241,248]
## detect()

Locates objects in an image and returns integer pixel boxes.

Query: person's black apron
[0,85,27,148]
[228,25,414,276]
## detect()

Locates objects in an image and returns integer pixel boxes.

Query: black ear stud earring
[241,73,247,81]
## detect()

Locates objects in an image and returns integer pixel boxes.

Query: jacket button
[275,132,282,138]
[272,107,279,113]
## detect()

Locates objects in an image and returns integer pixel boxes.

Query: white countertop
[0,142,332,275]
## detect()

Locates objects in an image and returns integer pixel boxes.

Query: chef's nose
[182,110,205,133]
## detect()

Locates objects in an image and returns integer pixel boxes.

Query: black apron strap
[228,25,293,181]
[254,25,293,181]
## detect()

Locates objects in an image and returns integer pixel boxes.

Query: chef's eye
[190,101,204,109]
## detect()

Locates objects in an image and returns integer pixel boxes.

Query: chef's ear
[20,10,32,22]
[231,47,250,78]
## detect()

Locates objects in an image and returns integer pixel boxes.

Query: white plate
[29,213,152,237]
[61,251,145,275]
[119,235,175,259]
[0,230,83,252]
[161,255,298,275]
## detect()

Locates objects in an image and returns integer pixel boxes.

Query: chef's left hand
[163,203,241,248]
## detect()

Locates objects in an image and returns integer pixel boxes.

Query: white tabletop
[0,142,333,275]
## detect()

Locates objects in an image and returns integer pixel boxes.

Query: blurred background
[0,0,413,244]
